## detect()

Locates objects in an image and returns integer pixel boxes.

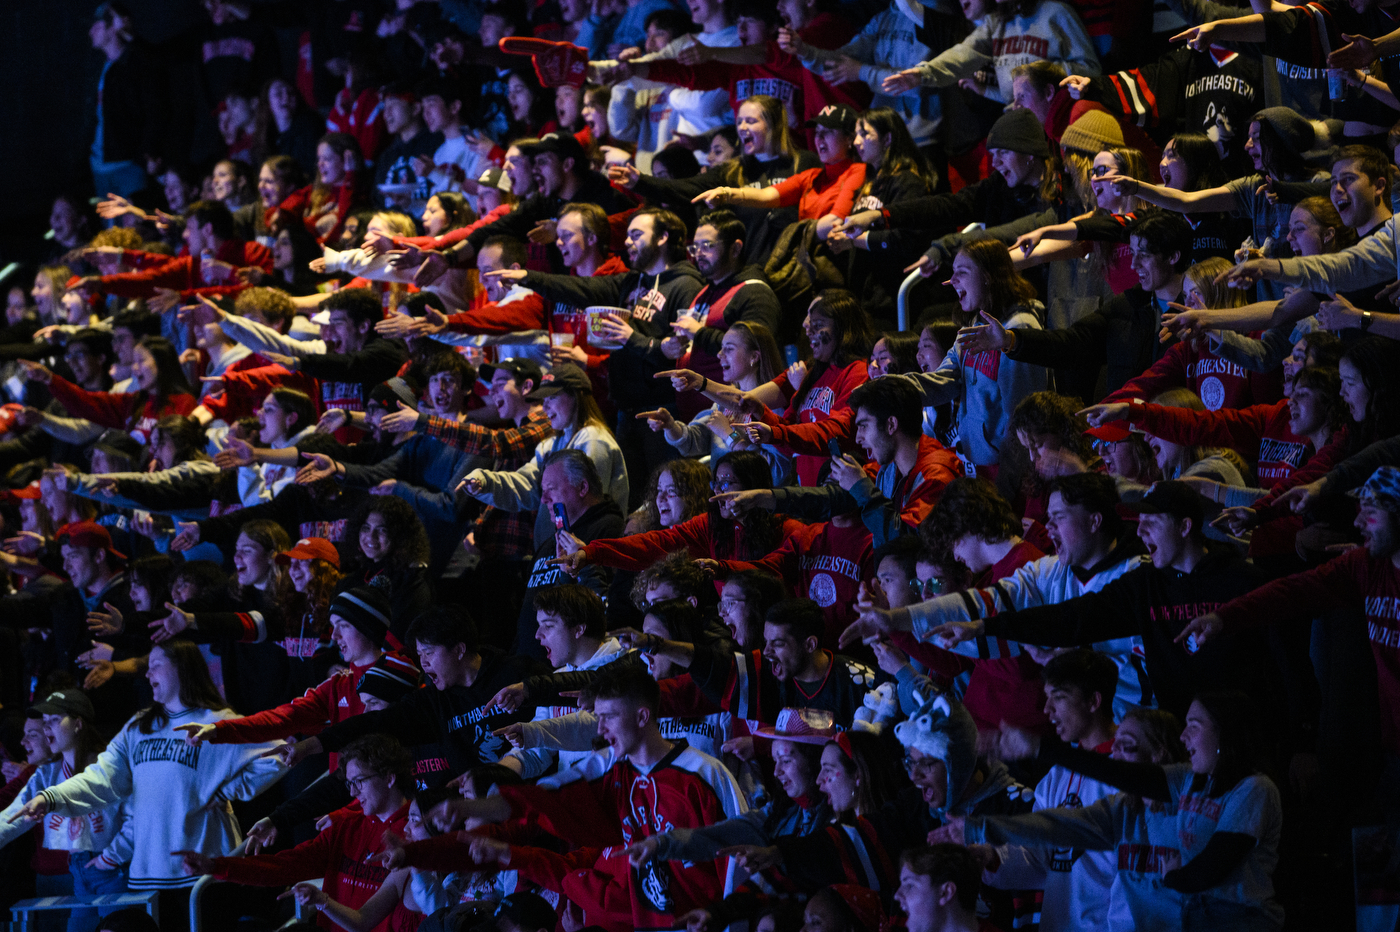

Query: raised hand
[635,408,677,432]
[296,452,338,485]
[412,251,450,287]
[278,882,329,911]
[87,602,125,638]
[214,437,255,469]
[149,602,195,643]
[1329,33,1377,69]
[625,835,663,867]
[837,581,896,648]
[1174,612,1224,651]
[18,360,53,384]
[927,619,984,649]
[607,163,641,189]
[881,67,923,94]
[528,219,558,245]
[654,369,706,393]
[716,844,781,874]
[378,400,420,435]
[1059,74,1091,98]
[1171,23,1215,51]
[488,682,528,713]
[243,817,278,855]
[958,311,1014,356]
[690,188,737,209]
[172,521,202,551]
[174,849,217,875]
[316,409,349,435]
[8,794,47,824]
[548,549,589,575]
[259,737,319,768]
[709,489,775,519]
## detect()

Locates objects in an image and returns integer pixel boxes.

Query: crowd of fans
[5,0,1400,931]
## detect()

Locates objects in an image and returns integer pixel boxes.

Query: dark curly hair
[635,457,711,533]
[346,495,430,573]
[919,477,1021,553]
[632,550,711,609]
[339,734,416,797]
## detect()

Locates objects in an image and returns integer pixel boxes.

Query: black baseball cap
[522,362,591,401]
[494,893,556,932]
[1122,480,1204,528]
[92,429,144,462]
[30,688,96,722]
[805,103,859,135]
[480,358,544,388]
[520,132,586,167]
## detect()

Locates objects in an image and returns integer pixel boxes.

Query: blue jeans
[67,856,128,932]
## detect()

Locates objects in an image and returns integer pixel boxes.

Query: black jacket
[314,646,551,788]
[93,43,167,164]
[1008,286,1180,395]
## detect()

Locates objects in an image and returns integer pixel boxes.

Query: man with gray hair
[512,448,626,660]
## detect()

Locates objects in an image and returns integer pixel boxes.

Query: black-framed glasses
[913,578,943,599]
[711,478,739,492]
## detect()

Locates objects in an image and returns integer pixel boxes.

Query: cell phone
[828,439,843,460]
[552,502,571,533]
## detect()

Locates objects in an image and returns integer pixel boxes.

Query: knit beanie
[1059,109,1126,155]
[330,586,393,648]
[985,108,1050,158]
[1252,107,1315,157]
[356,653,422,704]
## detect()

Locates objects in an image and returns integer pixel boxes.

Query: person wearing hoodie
[488,208,705,507]
[496,583,629,777]
[906,239,1048,472]
[459,362,630,549]
[842,472,1153,718]
[510,451,626,660]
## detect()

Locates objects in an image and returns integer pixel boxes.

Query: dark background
[0,1,207,261]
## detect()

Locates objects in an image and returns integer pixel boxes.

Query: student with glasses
[176,734,414,921]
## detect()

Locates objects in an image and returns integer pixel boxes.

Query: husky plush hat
[893,691,979,817]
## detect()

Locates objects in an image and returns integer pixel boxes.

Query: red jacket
[47,375,197,444]
[444,290,548,334]
[99,240,274,300]
[272,177,363,245]
[213,801,411,932]
[584,513,806,574]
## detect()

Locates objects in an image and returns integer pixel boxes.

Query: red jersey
[499,742,747,932]
[1104,338,1283,412]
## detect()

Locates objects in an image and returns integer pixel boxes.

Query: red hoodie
[212,801,410,932]
[772,359,869,486]
[1103,338,1284,412]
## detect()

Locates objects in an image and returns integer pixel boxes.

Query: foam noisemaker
[498,37,589,88]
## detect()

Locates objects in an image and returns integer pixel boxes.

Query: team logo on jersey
[1199,376,1225,411]
[808,573,838,607]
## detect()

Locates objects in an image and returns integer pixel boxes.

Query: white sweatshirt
[0,759,133,869]
[505,637,628,779]
[40,706,287,889]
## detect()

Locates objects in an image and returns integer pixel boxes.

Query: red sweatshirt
[213,801,410,932]
[894,539,1051,732]
[1217,545,1400,753]
[717,519,874,648]
[1124,398,1311,556]
[1104,338,1283,412]
[100,240,274,301]
[444,290,548,334]
[772,359,869,486]
[772,159,867,220]
[210,653,418,771]
[271,176,364,245]
[47,375,197,444]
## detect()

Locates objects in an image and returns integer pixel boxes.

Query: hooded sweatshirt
[909,307,1050,467]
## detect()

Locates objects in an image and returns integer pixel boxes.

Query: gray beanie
[986,108,1050,159]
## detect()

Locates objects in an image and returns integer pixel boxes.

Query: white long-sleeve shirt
[0,759,133,869]
[41,706,287,889]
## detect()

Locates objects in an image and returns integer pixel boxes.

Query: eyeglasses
[903,755,941,776]
[719,598,748,613]
[912,578,943,599]
[711,478,739,492]
[344,772,381,792]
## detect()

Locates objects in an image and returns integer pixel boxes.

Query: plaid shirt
[421,409,553,561]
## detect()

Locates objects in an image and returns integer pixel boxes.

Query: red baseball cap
[56,521,126,562]
[275,537,340,569]
[7,481,42,501]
